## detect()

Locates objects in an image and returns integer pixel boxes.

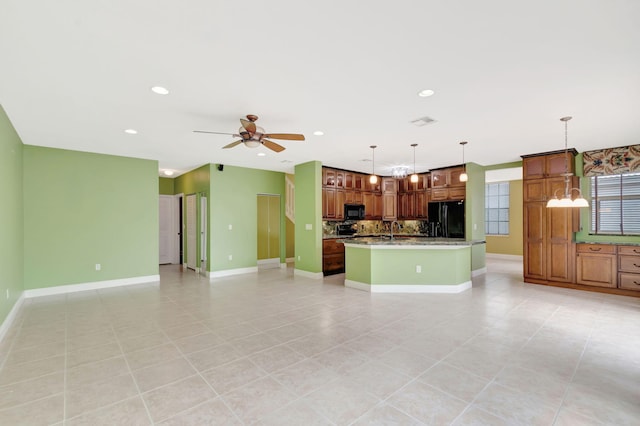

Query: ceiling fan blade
[262,139,286,152]
[222,140,243,149]
[193,130,236,136]
[240,119,257,135]
[264,133,305,141]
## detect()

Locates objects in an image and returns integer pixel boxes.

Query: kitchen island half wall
[343,238,484,293]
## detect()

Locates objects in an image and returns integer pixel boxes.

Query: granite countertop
[338,236,485,246]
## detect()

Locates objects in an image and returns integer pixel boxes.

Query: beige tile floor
[0,257,639,425]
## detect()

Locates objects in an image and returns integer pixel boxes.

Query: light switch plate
[305,224,312,230]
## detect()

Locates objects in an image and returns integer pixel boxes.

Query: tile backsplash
[323,220,428,236]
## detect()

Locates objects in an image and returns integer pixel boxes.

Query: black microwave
[344,203,365,220]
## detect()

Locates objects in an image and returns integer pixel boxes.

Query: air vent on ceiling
[410,116,436,127]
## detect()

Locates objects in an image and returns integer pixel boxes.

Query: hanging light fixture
[459,141,469,182]
[546,117,589,208]
[410,143,419,183]
[369,145,378,184]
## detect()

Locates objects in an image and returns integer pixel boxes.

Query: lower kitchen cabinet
[576,244,617,288]
[323,238,345,275]
[618,245,640,292]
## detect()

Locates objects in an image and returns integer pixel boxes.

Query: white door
[200,195,207,274]
[186,194,197,270]
[159,195,176,264]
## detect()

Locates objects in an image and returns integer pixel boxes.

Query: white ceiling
[1,1,639,178]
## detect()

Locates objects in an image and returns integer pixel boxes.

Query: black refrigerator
[427,201,465,238]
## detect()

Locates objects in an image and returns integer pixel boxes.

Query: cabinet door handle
[634,249,640,254]
[634,281,640,286]
[634,263,640,268]
[589,247,601,252]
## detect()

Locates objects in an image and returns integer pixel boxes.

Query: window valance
[583,144,640,176]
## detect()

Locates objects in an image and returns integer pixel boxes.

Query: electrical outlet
[95,263,101,271]
[416,265,422,273]
[228,224,232,230]
[228,255,232,261]
[297,255,301,261]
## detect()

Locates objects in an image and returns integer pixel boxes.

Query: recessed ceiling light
[418,89,435,97]
[124,129,138,134]
[151,86,169,95]
[257,152,266,157]
[313,130,324,136]
[163,170,174,176]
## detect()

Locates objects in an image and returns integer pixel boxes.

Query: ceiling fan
[194,114,305,152]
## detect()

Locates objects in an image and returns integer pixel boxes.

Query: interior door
[200,195,207,274]
[186,194,197,270]
[159,195,175,264]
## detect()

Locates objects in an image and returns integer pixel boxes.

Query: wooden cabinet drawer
[618,246,640,256]
[322,239,345,255]
[619,255,640,273]
[618,273,640,291]
[323,253,345,273]
[576,244,616,254]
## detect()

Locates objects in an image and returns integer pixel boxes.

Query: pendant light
[410,143,419,183]
[546,117,589,208]
[369,145,378,184]
[459,141,469,182]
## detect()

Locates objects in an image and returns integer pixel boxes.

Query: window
[590,172,640,235]
[485,182,509,235]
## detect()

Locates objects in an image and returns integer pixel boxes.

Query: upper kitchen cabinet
[430,166,466,201]
[382,178,397,221]
[522,149,577,179]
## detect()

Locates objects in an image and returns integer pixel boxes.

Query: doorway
[200,194,207,275]
[257,194,281,269]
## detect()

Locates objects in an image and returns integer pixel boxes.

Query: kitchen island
[341,237,484,293]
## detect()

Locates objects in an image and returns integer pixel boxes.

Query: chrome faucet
[390,220,400,239]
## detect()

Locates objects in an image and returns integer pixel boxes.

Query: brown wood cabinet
[322,187,336,219]
[322,238,345,275]
[522,151,578,285]
[431,166,465,189]
[618,246,640,292]
[522,150,576,179]
[381,178,397,221]
[576,244,617,288]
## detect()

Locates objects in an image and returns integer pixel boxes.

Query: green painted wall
[294,161,322,273]
[159,177,174,195]
[210,165,286,272]
[486,180,524,255]
[0,106,24,325]
[465,162,486,270]
[23,146,159,288]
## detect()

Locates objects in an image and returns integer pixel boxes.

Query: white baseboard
[22,275,160,298]
[294,269,323,279]
[472,267,487,277]
[486,253,524,261]
[208,266,258,279]
[0,293,25,345]
[345,279,472,293]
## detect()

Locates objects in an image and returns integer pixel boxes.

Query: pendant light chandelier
[369,145,378,184]
[546,117,589,208]
[410,143,419,183]
[459,141,469,182]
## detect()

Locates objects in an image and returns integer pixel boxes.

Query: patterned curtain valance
[583,144,640,176]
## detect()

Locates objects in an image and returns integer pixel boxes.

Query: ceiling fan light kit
[194,114,305,153]
[546,116,589,208]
